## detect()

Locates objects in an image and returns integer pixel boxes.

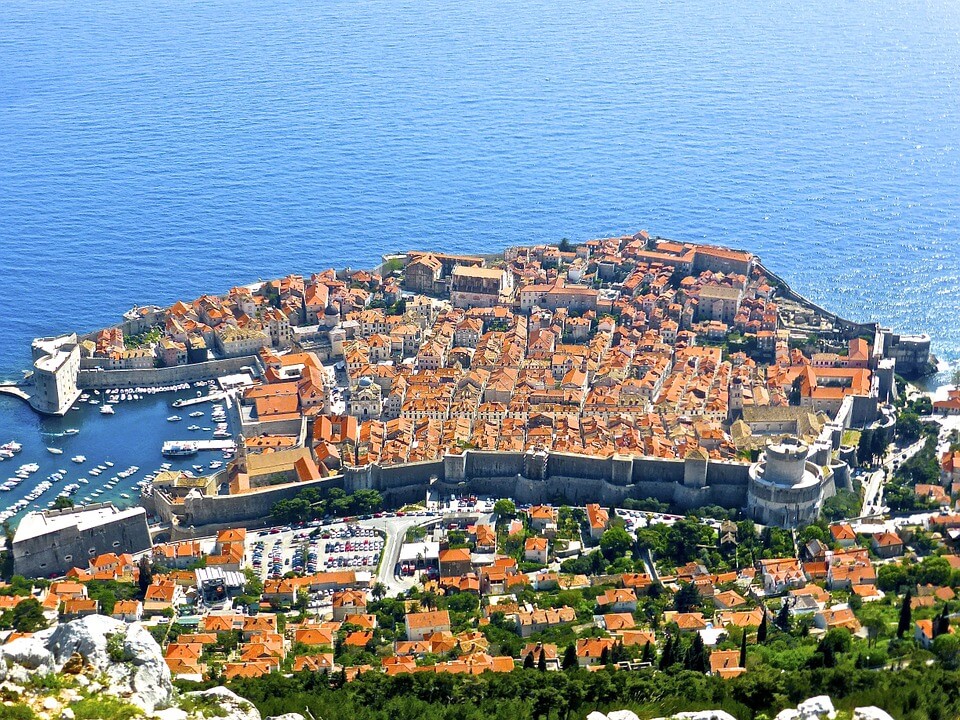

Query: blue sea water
[0,0,958,520]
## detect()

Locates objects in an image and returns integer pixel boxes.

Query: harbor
[0,379,237,528]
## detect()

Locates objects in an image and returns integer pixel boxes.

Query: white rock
[42,697,60,711]
[669,712,739,720]
[609,712,641,720]
[775,711,801,720]
[0,634,55,674]
[586,712,609,720]
[182,687,261,720]
[60,710,75,720]
[852,709,895,720]
[797,696,836,720]
[152,709,189,720]
[46,615,172,712]
[266,715,306,720]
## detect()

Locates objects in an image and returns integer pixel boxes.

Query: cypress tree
[538,649,548,672]
[524,651,535,669]
[641,640,654,664]
[686,633,709,673]
[757,608,768,643]
[739,629,747,668]
[562,643,578,670]
[898,590,913,639]
[776,601,791,633]
[599,645,610,666]
[659,635,675,670]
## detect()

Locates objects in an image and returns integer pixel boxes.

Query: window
[64,555,73,562]
[113,541,121,548]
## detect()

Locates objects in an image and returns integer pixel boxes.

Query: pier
[0,383,32,405]
[171,392,226,408]
[162,439,236,454]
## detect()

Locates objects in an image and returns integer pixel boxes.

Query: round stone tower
[747,436,830,528]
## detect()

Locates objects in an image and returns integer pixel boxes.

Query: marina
[0,380,236,527]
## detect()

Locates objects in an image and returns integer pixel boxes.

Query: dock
[162,439,236,453]
[0,383,32,404]
[171,391,226,408]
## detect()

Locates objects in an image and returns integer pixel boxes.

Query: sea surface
[0,0,958,522]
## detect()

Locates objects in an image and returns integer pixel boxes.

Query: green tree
[674,582,702,613]
[757,609,768,643]
[538,649,547,672]
[138,556,153,597]
[599,526,633,561]
[10,598,46,633]
[739,629,748,668]
[561,643,578,670]
[897,590,912,639]
[52,496,73,510]
[494,499,517,519]
[524,651,535,669]
[934,634,960,670]
[858,429,875,465]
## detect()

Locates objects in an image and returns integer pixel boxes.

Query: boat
[1,442,22,454]
[64,428,80,435]
[162,441,198,457]
[105,461,114,467]
[100,404,115,415]
[187,425,201,431]
[71,455,86,463]
[47,447,63,455]
[167,415,182,422]
[120,493,130,499]
[189,411,204,418]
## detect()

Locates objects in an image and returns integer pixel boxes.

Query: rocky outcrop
[594,698,893,720]
[181,687,262,720]
[266,715,307,720]
[0,615,172,712]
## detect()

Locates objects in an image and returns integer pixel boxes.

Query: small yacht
[63,428,80,436]
[100,404,115,415]
[71,455,86,463]
[167,415,182,422]
[47,447,64,455]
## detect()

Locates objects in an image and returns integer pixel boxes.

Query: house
[332,589,368,621]
[111,600,143,623]
[576,637,616,667]
[524,537,549,564]
[596,588,638,614]
[60,598,98,620]
[671,612,708,633]
[405,610,451,642]
[586,504,610,539]
[709,649,746,678]
[438,548,472,578]
[759,558,805,593]
[871,531,904,558]
[829,523,857,548]
[814,605,861,633]
[602,613,636,632]
[143,580,183,615]
[527,505,558,532]
[516,607,577,638]
[715,608,765,631]
[713,590,747,610]
[521,643,559,670]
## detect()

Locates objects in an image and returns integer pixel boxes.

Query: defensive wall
[756,261,877,340]
[77,355,262,390]
[156,449,755,529]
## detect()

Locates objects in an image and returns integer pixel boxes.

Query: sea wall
[77,355,261,389]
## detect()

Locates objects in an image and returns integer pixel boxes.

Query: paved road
[358,514,440,597]
[860,437,926,517]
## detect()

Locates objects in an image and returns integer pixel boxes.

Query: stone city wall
[78,355,261,389]
[158,448,757,529]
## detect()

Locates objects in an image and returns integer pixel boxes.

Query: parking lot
[248,521,384,583]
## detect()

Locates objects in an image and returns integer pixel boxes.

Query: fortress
[154,438,842,536]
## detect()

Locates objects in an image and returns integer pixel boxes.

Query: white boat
[1,442,22,454]
[100,404,115,415]
[71,455,86,463]
[120,493,130,499]
[64,428,79,436]
[47,447,63,455]
[105,461,114,467]
[167,415,182,422]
